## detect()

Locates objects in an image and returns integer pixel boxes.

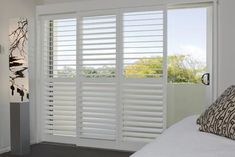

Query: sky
[168,8,207,64]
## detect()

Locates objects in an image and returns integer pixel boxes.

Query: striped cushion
[197,85,235,140]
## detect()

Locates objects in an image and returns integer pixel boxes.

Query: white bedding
[131,115,235,157]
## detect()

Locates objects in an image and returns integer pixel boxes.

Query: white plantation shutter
[40,7,166,150]
[122,10,166,143]
[78,14,118,141]
[42,17,77,140]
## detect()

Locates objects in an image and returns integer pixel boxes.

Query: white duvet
[131,115,235,157]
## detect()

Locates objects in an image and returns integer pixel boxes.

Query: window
[123,11,164,78]
[37,0,217,151]
[168,8,207,83]
[166,5,214,128]
[40,8,166,150]
[80,15,117,78]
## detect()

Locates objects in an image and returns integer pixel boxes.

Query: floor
[0,143,133,157]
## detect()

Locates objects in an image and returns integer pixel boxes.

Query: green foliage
[57,66,76,78]
[56,55,205,83]
[125,55,205,83]
[167,55,205,83]
[81,67,115,78]
[125,58,163,78]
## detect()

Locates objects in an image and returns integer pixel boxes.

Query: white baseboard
[0,146,10,154]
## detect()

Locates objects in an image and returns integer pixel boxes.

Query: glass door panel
[167,7,212,126]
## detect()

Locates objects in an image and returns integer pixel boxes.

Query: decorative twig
[9,18,29,101]
[9,19,28,58]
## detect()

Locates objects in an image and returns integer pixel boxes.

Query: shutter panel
[42,18,77,138]
[122,10,166,143]
[78,14,117,140]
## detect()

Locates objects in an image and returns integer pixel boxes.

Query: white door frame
[35,0,218,149]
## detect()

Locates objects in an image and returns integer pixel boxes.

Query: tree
[125,55,205,83]
[125,57,163,78]
[81,66,115,78]
[57,66,76,78]
[56,55,205,83]
[167,55,205,83]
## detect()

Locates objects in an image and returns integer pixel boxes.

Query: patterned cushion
[197,86,235,125]
[197,85,235,140]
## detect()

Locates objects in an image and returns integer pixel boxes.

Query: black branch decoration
[9,18,29,102]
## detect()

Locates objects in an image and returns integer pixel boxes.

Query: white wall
[0,0,36,153]
[218,0,235,94]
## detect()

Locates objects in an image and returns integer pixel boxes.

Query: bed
[131,115,235,157]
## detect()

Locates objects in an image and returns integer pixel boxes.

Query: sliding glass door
[38,2,216,151]
[167,5,214,126]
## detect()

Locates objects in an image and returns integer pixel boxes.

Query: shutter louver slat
[43,18,77,137]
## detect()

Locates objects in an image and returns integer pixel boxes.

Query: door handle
[201,73,210,86]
